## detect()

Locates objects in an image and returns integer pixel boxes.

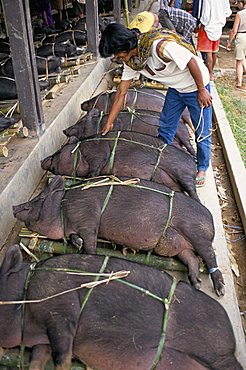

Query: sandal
[196,176,206,188]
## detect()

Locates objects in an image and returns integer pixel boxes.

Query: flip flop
[196,176,206,188]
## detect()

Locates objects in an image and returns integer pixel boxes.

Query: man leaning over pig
[99,20,212,188]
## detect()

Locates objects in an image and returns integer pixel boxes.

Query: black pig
[55,30,87,46]
[81,88,166,113]
[0,76,17,100]
[64,109,195,157]
[41,131,198,200]
[37,42,77,57]
[0,56,61,78]
[0,116,16,132]
[13,175,224,295]
[0,245,241,370]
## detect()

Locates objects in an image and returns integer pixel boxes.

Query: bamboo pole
[0,145,8,157]
[19,233,207,273]
[4,126,28,137]
[124,0,130,26]
[0,348,86,369]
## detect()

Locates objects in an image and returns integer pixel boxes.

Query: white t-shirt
[121,40,210,93]
[200,0,232,41]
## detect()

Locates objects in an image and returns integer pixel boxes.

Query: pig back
[81,88,165,113]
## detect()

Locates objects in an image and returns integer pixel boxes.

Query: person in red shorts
[197,0,231,80]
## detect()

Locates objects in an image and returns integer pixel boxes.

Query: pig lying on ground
[0,245,241,370]
[64,109,196,158]
[0,76,17,100]
[41,131,198,200]
[0,116,16,132]
[13,175,224,295]
[55,30,87,46]
[0,56,62,78]
[36,42,79,57]
[81,90,194,147]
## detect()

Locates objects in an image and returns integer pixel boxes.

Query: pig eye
[23,205,31,211]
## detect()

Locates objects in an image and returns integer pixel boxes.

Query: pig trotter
[70,234,83,251]
[30,344,52,370]
[210,268,225,296]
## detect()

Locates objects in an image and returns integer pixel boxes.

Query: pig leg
[69,227,98,254]
[155,229,201,289]
[191,241,225,296]
[47,321,76,370]
[30,344,52,370]
[177,249,202,290]
[83,143,110,177]
[176,176,199,201]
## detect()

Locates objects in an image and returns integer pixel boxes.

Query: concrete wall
[0,57,110,248]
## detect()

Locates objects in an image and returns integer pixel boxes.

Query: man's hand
[197,88,212,108]
[101,79,132,136]
[226,40,231,51]
[101,121,114,136]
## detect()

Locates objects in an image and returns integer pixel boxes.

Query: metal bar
[2,0,45,136]
[85,0,99,57]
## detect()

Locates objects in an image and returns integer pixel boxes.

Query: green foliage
[215,83,246,166]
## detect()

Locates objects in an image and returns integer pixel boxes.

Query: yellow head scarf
[126,28,196,71]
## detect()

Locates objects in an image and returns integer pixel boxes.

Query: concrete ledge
[0,57,110,248]
[197,166,246,367]
[211,82,246,235]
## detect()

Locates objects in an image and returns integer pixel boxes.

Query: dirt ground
[215,28,246,97]
[210,26,246,334]
[211,131,246,334]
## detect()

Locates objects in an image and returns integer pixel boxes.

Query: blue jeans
[158,85,212,172]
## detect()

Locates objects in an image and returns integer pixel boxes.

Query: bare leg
[205,52,214,80]
[212,52,217,72]
[236,59,244,87]
[243,57,246,74]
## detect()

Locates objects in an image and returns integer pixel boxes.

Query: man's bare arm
[187,57,212,108]
[101,79,132,135]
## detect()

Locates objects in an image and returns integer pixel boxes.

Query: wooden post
[85,0,99,58]
[2,0,45,137]
[113,0,121,23]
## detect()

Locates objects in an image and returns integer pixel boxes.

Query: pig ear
[0,245,23,276]
[48,175,65,192]
[41,156,52,170]
[67,136,79,144]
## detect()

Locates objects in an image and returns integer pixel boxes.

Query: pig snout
[41,156,52,171]
[81,101,90,111]
[12,203,26,218]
